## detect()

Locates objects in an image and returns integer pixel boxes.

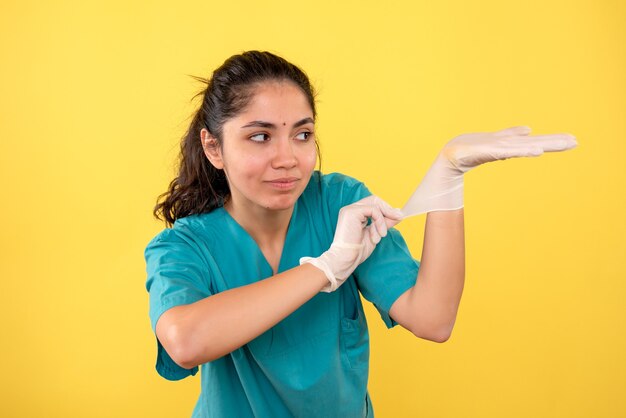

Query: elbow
[164,324,229,367]
[160,321,213,369]
[156,306,226,368]
[162,324,198,369]
[413,328,452,343]
[427,328,452,343]
[410,321,455,343]
[171,349,198,371]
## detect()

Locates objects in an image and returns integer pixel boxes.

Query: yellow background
[1,0,624,416]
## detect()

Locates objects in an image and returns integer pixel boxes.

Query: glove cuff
[401,154,465,218]
[299,256,338,293]
[299,242,365,293]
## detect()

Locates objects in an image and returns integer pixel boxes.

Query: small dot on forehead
[283,122,286,126]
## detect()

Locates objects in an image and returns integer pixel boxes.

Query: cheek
[222,144,265,177]
[236,155,267,183]
[299,145,318,171]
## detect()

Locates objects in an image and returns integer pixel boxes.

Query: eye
[249,133,270,143]
[295,131,312,141]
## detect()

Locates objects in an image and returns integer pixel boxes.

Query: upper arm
[145,228,212,380]
[355,228,420,328]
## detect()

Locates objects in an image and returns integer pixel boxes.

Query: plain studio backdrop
[1,0,624,417]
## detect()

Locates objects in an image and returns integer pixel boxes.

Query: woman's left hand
[401,126,578,218]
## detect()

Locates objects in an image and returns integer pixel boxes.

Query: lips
[267,177,299,183]
[266,177,299,190]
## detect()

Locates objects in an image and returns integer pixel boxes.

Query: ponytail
[153,95,229,227]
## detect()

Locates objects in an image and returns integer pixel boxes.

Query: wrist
[299,243,362,293]
[401,154,465,217]
[433,150,466,178]
[299,261,335,292]
[299,255,338,293]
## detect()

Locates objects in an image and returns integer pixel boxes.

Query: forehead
[235,81,313,120]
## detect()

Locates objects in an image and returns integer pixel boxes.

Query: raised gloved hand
[300,195,404,292]
[401,126,578,217]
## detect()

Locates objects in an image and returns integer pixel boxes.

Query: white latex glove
[300,195,403,292]
[402,126,578,217]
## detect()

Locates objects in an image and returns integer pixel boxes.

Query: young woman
[145,50,577,417]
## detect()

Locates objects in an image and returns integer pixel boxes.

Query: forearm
[406,208,465,340]
[157,263,328,368]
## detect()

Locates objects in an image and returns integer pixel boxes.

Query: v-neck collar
[218,201,299,276]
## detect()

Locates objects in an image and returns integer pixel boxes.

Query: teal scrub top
[145,171,420,417]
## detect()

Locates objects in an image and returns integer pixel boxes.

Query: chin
[263,195,300,211]
[265,201,297,212]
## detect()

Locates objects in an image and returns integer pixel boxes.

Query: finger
[368,205,388,239]
[385,217,401,229]
[368,195,404,220]
[354,199,401,232]
[507,134,577,152]
[368,223,382,245]
[377,201,404,221]
[343,203,385,238]
[493,126,532,137]
[353,195,379,206]
[493,147,544,159]
[354,195,404,220]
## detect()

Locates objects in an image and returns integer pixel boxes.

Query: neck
[224,199,294,250]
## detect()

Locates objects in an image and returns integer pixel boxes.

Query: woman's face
[202,81,317,215]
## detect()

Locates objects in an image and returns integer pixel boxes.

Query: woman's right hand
[300,195,404,292]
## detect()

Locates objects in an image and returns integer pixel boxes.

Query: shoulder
[304,171,372,202]
[298,172,373,231]
[308,170,364,189]
[144,210,224,258]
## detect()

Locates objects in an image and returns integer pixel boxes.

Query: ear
[200,128,224,169]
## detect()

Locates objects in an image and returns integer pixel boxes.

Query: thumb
[385,217,401,229]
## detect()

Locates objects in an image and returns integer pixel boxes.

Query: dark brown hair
[153,51,318,227]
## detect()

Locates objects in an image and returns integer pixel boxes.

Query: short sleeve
[324,173,420,329]
[355,230,420,328]
[144,226,212,381]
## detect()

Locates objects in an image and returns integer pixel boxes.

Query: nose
[271,137,297,169]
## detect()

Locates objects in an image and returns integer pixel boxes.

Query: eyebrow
[240,117,314,129]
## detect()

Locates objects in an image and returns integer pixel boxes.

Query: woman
[145,50,576,417]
